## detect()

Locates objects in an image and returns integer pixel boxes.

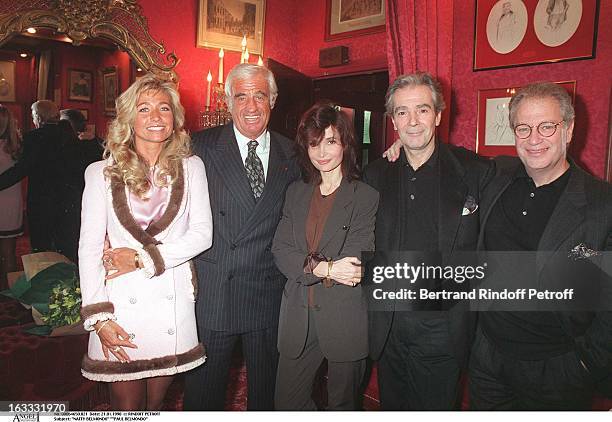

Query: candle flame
[219,48,224,58]
[207,70,212,82]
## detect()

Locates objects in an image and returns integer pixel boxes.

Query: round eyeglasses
[513,121,564,139]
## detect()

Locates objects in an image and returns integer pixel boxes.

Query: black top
[481,164,572,360]
[399,146,440,252]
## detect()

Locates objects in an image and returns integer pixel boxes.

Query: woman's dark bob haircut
[295,101,360,184]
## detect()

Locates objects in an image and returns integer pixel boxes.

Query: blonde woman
[79,74,213,410]
[0,105,22,289]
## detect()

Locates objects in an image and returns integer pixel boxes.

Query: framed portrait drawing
[0,61,16,102]
[476,81,576,157]
[197,0,265,55]
[102,67,118,115]
[325,0,385,41]
[474,0,600,71]
[68,69,93,102]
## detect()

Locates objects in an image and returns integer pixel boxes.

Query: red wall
[449,1,611,178]
[0,52,35,132]
[140,0,387,132]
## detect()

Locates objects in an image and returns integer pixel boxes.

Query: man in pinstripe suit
[184,63,300,410]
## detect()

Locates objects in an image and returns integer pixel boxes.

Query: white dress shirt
[233,125,271,180]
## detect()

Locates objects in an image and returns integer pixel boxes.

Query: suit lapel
[536,168,587,274]
[294,183,314,253]
[207,124,255,212]
[235,132,293,240]
[438,145,468,255]
[319,179,354,253]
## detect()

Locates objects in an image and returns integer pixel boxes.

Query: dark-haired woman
[272,103,379,410]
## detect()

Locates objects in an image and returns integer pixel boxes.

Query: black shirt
[481,164,572,360]
[399,146,440,252]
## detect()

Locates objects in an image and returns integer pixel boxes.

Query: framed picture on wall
[476,81,576,157]
[473,0,600,71]
[102,67,118,115]
[0,60,16,102]
[325,0,386,41]
[68,69,93,102]
[197,0,266,55]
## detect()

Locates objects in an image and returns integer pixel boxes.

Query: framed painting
[476,81,576,157]
[197,0,265,55]
[102,67,118,115]
[473,0,600,71]
[68,69,93,102]
[0,60,16,102]
[325,0,385,41]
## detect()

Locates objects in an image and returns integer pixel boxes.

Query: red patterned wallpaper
[450,1,611,178]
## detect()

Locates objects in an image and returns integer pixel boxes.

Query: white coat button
[167,328,175,335]
[167,295,174,300]
[128,333,135,340]
[129,297,137,304]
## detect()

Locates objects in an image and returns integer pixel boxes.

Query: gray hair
[31,100,59,126]
[60,109,86,133]
[225,63,278,112]
[508,82,575,127]
[385,71,446,115]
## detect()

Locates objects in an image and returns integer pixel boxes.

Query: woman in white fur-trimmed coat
[79,74,212,410]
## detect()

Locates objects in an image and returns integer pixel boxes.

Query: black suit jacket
[478,156,612,393]
[272,178,379,361]
[191,123,300,333]
[363,142,495,366]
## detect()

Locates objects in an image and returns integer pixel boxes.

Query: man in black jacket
[364,72,494,409]
[184,63,300,410]
[0,100,74,256]
[470,82,612,409]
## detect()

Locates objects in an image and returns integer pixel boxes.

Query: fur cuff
[81,302,114,320]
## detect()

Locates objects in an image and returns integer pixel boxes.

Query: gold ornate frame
[0,0,179,77]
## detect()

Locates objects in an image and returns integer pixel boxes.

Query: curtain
[36,50,51,100]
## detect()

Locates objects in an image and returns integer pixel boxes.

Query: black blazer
[191,123,300,332]
[363,142,495,366]
[272,179,379,362]
[478,156,612,393]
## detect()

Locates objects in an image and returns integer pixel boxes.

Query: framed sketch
[474,0,599,71]
[197,0,265,55]
[0,61,16,102]
[476,81,576,157]
[325,0,385,41]
[78,109,89,121]
[102,67,118,115]
[68,69,93,102]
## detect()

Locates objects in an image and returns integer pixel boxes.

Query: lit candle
[218,48,224,83]
[206,70,212,108]
[244,48,250,63]
[257,55,264,66]
[241,35,247,63]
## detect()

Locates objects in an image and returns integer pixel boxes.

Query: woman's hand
[382,139,403,162]
[103,247,139,280]
[314,257,362,287]
[95,320,138,362]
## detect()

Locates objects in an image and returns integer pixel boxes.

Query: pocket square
[568,243,601,260]
[462,195,479,216]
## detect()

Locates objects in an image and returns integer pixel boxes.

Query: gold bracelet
[96,319,110,334]
[327,260,333,279]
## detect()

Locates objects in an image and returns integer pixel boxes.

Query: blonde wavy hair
[103,73,191,199]
[0,105,22,160]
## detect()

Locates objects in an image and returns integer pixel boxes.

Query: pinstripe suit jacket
[191,123,300,333]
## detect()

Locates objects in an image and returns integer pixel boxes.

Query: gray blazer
[272,178,379,362]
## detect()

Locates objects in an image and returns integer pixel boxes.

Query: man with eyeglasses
[470,82,612,409]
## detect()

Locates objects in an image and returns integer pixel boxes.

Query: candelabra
[199,81,232,129]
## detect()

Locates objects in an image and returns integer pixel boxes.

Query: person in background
[272,103,378,410]
[79,74,212,410]
[184,63,300,410]
[0,105,22,290]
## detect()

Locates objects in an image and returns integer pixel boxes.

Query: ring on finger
[112,346,121,352]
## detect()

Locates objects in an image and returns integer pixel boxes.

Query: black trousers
[469,326,594,410]
[183,326,279,410]
[275,310,366,410]
[377,313,461,410]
